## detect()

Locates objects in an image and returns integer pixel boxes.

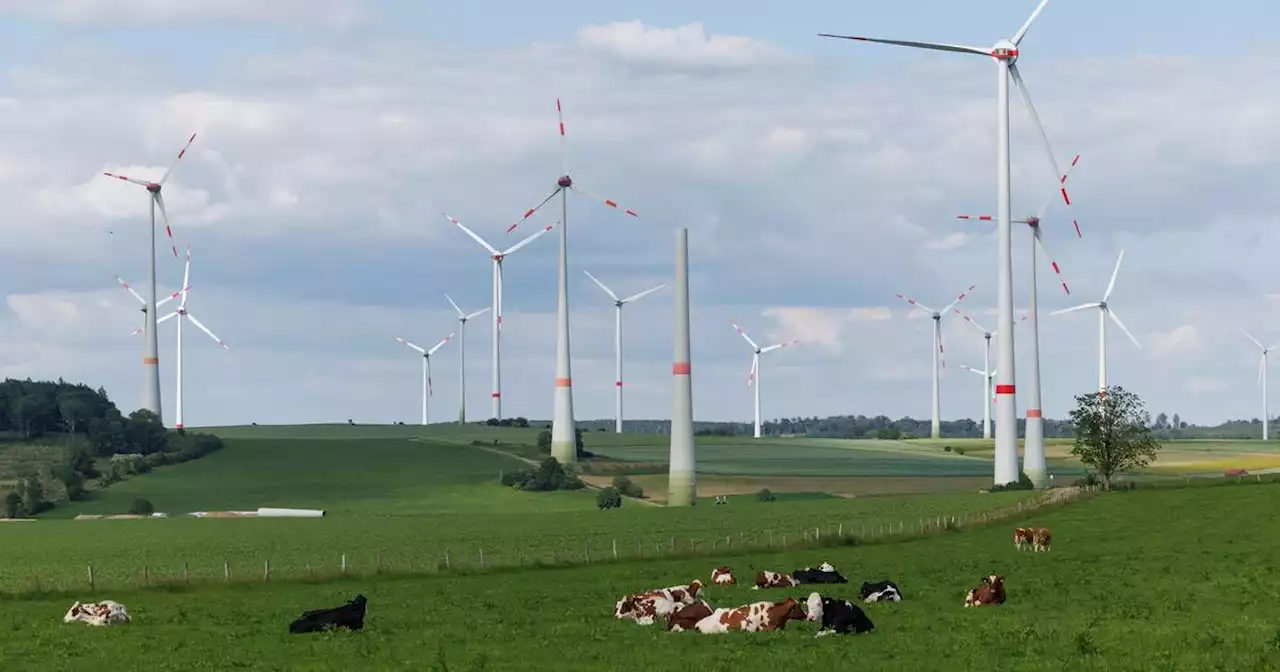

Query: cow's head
[774,598,806,623]
[63,602,84,623]
[613,596,636,619]
[818,562,835,573]
[805,592,823,621]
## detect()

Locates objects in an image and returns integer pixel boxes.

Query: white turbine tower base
[1050,249,1141,397]
[668,228,696,507]
[446,214,555,423]
[731,322,798,439]
[583,270,666,434]
[1242,329,1275,441]
[396,333,453,426]
[823,0,1075,486]
[894,284,977,439]
[446,294,491,425]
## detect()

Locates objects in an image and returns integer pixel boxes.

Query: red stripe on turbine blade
[1060,188,1071,205]
[625,210,638,217]
[1073,220,1082,238]
[1051,262,1061,273]
[1061,281,1071,294]
[604,200,617,208]
[559,122,565,136]
[995,384,1016,395]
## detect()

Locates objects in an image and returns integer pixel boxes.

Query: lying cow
[806,593,876,637]
[964,575,1006,607]
[614,580,704,625]
[859,579,902,603]
[666,600,715,632]
[793,562,847,585]
[63,600,131,627]
[711,566,736,585]
[1013,527,1034,551]
[753,570,799,589]
[289,595,367,633]
[693,598,807,634]
[1032,527,1052,552]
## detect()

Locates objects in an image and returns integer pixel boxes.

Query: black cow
[793,565,848,585]
[289,595,367,634]
[812,596,875,637]
[859,579,902,603]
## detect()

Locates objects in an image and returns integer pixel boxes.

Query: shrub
[1074,472,1101,488]
[127,498,155,516]
[2,491,21,518]
[611,475,644,499]
[536,430,552,453]
[954,447,966,455]
[990,472,1035,492]
[757,488,776,502]
[943,445,952,452]
[596,487,622,509]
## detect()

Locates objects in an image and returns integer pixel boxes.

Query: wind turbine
[821,0,1075,486]
[1049,250,1140,396]
[395,333,454,426]
[506,99,640,464]
[445,294,491,426]
[154,247,229,429]
[731,322,799,439]
[582,270,666,434]
[1241,329,1274,441]
[444,214,556,422]
[894,284,977,439]
[955,312,1026,439]
[957,152,1081,486]
[102,132,198,423]
[113,275,184,337]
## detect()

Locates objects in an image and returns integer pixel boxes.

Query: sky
[0,0,1277,427]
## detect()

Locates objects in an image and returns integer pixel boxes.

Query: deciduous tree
[1068,386,1160,490]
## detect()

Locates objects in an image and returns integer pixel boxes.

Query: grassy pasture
[2,483,1277,670]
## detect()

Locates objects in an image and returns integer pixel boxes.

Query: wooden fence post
[87,564,95,591]
[637,542,643,558]
[838,523,844,537]
[612,538,618,560]
[183,561,190,586]
[341,554,348,574]
[263,560,270,582]
[479,548,486,569]
[224,561,230,582]
[376,552,382,575]
[724,535,730,549]
[305,561,312,577]
[782,534,787,547]
[34,574,41,593]
[670,537,675,553]
[444,549,451,571]
[142,565,150,587]
[767,530,773,548]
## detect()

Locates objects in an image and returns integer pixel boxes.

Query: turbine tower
[1241,329,1274,441]
[894,284,976,439]
[102,132,198,422]
[668,228,696,506]
[957,152,1082,486]
[445,294,491,425]
[395,333,453,426]
[960,364,998,439]
[507,99,640,464]
[730,322,798,439]
[154,247,229,429]
[582,270,666,433]
[955,311,1026,439]
[1050,250,1141,395]
[445,214,555,422]
[821,0,1075,485]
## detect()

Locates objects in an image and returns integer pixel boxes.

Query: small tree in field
[1068,386,1159,490]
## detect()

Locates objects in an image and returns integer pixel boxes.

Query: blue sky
[0,0,1276,427]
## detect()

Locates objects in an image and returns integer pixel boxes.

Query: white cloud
[0,0,364,26]
[1150,325,1201,359]
[925,232,970,251]
[576,21,794,71]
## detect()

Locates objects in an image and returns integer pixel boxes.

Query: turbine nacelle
[145,182,161,193]
[557,175,572,188]
[990,40,1019,62]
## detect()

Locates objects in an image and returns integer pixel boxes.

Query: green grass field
[2,482,1276,670]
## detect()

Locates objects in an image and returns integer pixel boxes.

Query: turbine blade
[1010,0,1050,46]
[953,309,991,336]
[443,213,499,255]
[507,187,562,235]
[621,284,666,304]
[1009,64,1072,210]
[1034,153,1080,225]
[1106,309,1141,349]
[113,275,146,305]
[154,192,179,258]
[582,269,620,301]
[732,322,760,350]
[960,365,986,376]
[940,283,978,316]
[1032,227,1072,295]
[1241,328,1265,351]
[556,98,569,179]
[568,183,639,218]
[158,133,197,186]
[1103,249,1125,301]
[155,287,185,308]
[185,313,228,349]
[501,221,557,255]
[396,337,426,354]
[445,293,465,317]
[746,356,758,389]
[760,339,799,353]
[156,311,180,325]
[179,246,192,309]
[428,333,454,356]
[894,293,938,316]
[465,307,492,320]
[1049,302,1101,316]
[817,33,989,56]
[102,172,152,188]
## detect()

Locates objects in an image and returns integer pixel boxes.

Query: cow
[693,598,807,634]
[964,575,1006,607]
[859,579,902,603]
[63,600,131,627]
[1032,527,1052,552]
[711,567,736,585]
[1013,527,1034,551]
[666,600,715,632]
[289,595,367,634]
[752,570,799,589]
[806,593,876,637]
[614,580,704,625]
[793,562,848,585]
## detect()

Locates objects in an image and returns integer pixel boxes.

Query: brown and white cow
[614,580,704,626]
[711,567,736,585]
[693,598,807,634]
[666,600,715,632]
[1013,527,1034,551]
[964,575,1006,607]
[1032,527,1052,552]
[63,600,131,627]
[752,570,799,590]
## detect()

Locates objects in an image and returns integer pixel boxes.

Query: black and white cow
[289,595,368,634]
[793,562,848,585]
[859,579,902,603]
[805,592,876,637]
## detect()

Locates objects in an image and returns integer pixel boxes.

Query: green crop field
[2,482,1276,670]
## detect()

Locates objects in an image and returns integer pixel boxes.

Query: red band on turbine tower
[1026,409,1042,418]
[491,392,501,398]
[615,381,622,387]
[673,362,691,375]
[995,384,1016,395]
[143,357,158,365]
[555,378,572,387]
